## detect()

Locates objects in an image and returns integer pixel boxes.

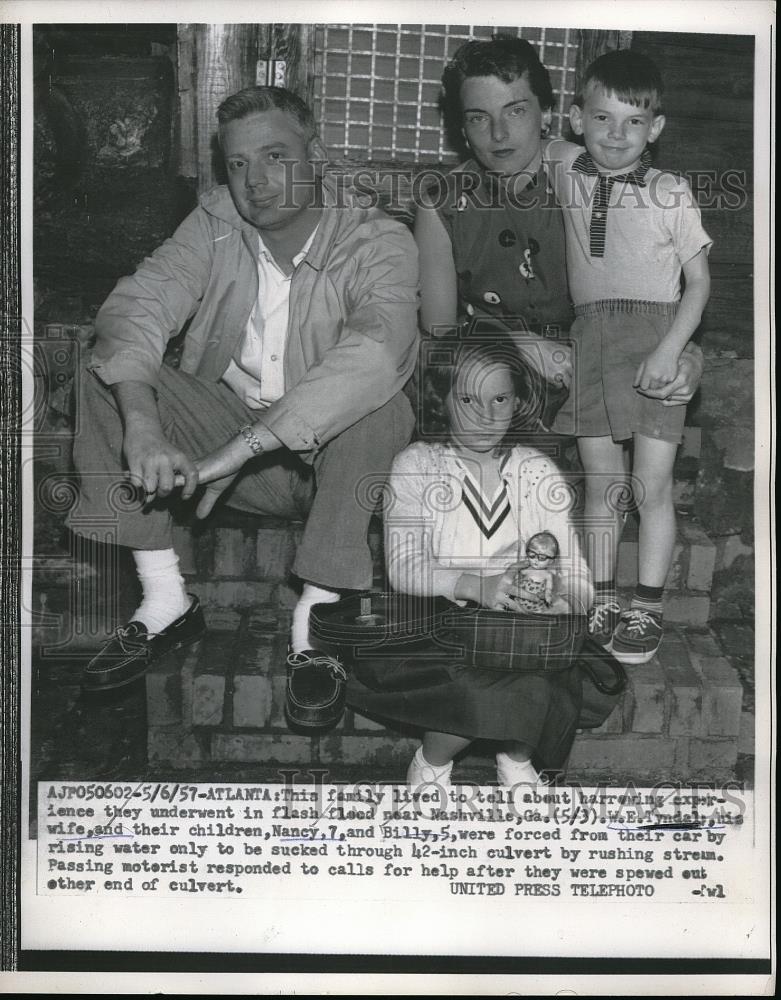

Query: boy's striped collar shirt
[571,149,653,258]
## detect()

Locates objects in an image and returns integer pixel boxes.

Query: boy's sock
[631,583,664,616]
[291,583,341,653]
[131,549,190,633]
[593,579,618,606]
[612,583,665,665]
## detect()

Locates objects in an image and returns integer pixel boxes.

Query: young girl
[346,334,593,788]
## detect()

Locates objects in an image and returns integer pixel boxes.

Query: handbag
[439,604,588,672]
[310,591,588,673]
[573,637,628,729]
[309,591,454,658]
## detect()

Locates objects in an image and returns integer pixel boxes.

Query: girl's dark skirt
[346,646,583,771]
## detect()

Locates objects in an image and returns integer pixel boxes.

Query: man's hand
[124,424,198,502]
[192,473,239,519]
[192,439,250,519]
[111,380,198,503]
[636,342,704,406]
[174,434,256,519]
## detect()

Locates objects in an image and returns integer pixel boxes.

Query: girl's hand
[634,345,680,391]
[534,595,571,615]
[481,569,524,610]
[481,570,549,611]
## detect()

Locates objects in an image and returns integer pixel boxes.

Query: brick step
[173,508,715,613]
[615,514,716,595]
[567,628,742,781]
[31,503,715,658]
[146,616,743,783]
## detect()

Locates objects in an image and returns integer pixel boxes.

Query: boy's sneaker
[587,601,622,651]
[611,608,664,664]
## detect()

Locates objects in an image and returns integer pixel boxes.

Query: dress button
[595,211,603,219]
[271,354,278,361]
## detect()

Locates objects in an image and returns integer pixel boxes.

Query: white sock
[131,549,190,633]
[496,751,541,787]
[407,746,453,789]
[291,583,340,653]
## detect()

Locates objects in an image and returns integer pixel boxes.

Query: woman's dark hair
[440,36,556,151]
[417,329,544,447]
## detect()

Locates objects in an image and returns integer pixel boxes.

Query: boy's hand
[634,345,681,392]
[638,345,703,405]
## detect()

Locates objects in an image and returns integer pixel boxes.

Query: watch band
[239,424,264,456]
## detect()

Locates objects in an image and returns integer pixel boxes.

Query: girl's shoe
[611,608,664,664]
[496,751,544,787]
[406,746,453,790]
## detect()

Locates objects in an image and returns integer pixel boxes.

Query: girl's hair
[417,330,544,447]
[440,36,556,150]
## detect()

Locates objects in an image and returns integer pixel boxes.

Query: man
[67,86,419,713]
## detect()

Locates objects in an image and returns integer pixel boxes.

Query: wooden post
[176,23,315,193]
[575,29,632,97]
[269,23,316,107]
[190,24,261,192]
[176,24,197,180]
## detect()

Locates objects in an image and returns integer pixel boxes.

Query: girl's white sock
[291,583,341,653]
[132,549,190,633]
[407,746,453,789]
[496,751,541,787]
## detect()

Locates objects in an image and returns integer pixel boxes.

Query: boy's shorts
[553,299,686,444]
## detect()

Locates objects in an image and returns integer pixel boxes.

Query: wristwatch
[239,424,264,456]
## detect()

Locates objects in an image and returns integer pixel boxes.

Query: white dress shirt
[221,226,318,409]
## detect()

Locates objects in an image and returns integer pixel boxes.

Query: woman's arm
[413,196,459,334]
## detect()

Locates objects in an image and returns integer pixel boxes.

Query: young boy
[544,50,712,663]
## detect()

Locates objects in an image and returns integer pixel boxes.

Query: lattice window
[314,24,580,163]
